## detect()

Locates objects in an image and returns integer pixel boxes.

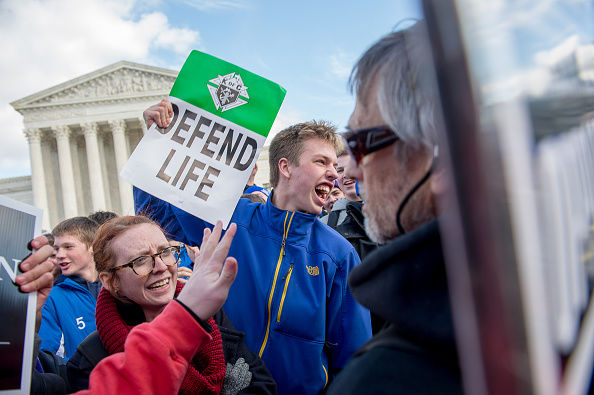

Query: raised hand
[177,221,238,321]
[143,98,173,129]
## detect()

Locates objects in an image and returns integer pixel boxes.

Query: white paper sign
[121,96,266,228]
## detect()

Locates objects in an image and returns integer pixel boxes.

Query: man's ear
[430,166,448,197]
[278,158,292,181]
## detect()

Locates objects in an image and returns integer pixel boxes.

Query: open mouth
[315,185,330,202]
[59,262,70,270]
[147,278,170,291]
[343,179,356,191]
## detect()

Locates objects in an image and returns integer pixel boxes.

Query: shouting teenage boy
[136,108,371,395]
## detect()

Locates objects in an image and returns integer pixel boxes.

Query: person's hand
[143,98,173,129]
[177,266,193,284]
[178,221,238,321]
[15,235,55,332]
[186,245,200,263]
[223,358,252,395]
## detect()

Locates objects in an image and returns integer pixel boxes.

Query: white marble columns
[24,128,51,231]
[109,120,134,215]
[21,119,141,227]
[138,116,148,135]
[53,126,78,218]
[82,122,107,211]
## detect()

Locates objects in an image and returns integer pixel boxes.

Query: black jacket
[327,200,378,261]
[67,308,276,394]
[327,220,463,394]
[31,348,68,395]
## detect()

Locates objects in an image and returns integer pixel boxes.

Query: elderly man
[326,22,463,394]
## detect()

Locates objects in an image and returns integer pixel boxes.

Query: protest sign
[122,51,286,227]
[0,195,41,394]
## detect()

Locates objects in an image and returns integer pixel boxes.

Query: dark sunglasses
[341,126,399,165]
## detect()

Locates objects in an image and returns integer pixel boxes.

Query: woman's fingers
[198,221,222,264]
[218,257,238,288]
[210,223,236,269]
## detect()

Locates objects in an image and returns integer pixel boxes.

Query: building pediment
[11,61,177,110]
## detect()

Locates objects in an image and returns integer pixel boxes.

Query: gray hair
[349,21,438,150]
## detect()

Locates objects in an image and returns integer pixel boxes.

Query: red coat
[74,300,210,395]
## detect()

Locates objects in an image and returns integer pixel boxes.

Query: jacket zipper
[258,211,295,357]
[276,263,294,322]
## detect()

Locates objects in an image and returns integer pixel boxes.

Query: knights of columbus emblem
[207,72,249,112]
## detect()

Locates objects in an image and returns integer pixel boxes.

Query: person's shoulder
[58,277,87,292]
[72,331,108,367]
[232,197,267,226]
[312,219,359,260]
[48,278,90,301]
[333,198,350,211]
[48,279,73,296]
[314,217,352,241]
[67,332,107,392]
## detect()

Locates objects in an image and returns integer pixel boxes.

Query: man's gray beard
[364,215,391,244]
[360,183,397,244]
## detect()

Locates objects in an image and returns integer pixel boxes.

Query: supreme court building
[8,61,270,231]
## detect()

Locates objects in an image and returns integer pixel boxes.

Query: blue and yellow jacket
[134,187,372,394]
[38,277,98,360]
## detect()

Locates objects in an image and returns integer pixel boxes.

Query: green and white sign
[122,51,286,227]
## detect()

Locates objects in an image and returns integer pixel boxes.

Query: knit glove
[222,357,252,395]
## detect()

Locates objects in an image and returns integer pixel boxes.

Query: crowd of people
[15,20,465,394]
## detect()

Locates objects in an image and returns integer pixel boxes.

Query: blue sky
[3,1,590,179]
[0,0,422,178]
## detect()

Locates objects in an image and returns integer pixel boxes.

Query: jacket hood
[348,219,457,354]
[331,198,349,212]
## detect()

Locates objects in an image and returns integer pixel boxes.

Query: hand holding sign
[16,236,54,294]
[15,235,55,332]
[122,51,286,228]
[144,98,174,129]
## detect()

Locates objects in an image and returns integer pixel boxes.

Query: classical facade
[11,61,177,231]
[9,61,272,231]
[0,176,33,206]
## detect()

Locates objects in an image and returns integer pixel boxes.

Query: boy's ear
[278,158,291,181]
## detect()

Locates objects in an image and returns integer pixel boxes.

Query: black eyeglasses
[111,245,182,277]
[341,126,399,165]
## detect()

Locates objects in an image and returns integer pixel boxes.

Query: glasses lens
[133,256,154,276]
[159,246,179,266]
[342,134,363,164]
[342,127,398,165]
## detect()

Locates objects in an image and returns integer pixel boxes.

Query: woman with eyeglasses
[66,215,276,394]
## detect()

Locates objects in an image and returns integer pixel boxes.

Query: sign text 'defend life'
[121,50,286,227]
[154,101,258,201]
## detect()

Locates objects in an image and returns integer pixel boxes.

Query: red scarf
[95,281,225,394]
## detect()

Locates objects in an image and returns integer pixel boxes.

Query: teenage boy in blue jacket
[136,107,372,395]
[38,217,101,360]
